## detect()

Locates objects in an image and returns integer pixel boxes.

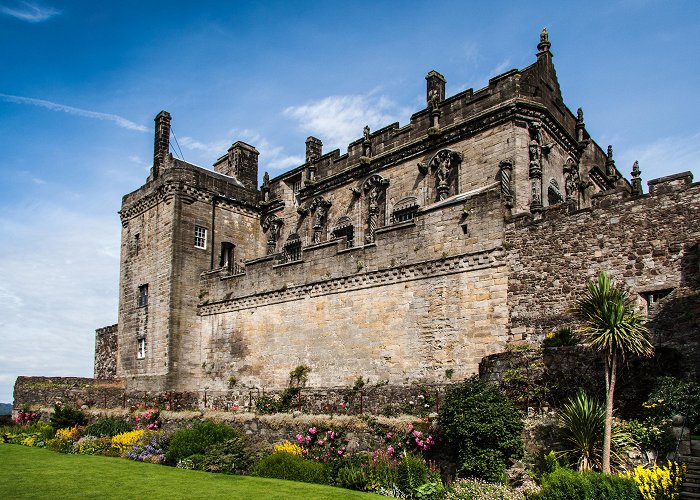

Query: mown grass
[0,444,379,499]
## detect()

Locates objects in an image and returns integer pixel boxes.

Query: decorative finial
[630,161,643,196]
[576,108,584,125]
[537,27,551,54]
[605,145,617,179]
[631,161,640,178]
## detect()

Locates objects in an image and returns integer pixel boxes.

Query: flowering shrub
[111,429,144,455]
[385,423,437,455]
[623,461,686,500]
[274,440,303,456]
[134,408,161,431]
[295,426,348,461]
[402,386,438,417]
[14,407,40,426]
[336,449,399,492]
[47,426,82,453]
[126,432,167,463]
[75,436,112,455]
[445,478,525,500]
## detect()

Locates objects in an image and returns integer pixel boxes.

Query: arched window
[332,217,354,248]
[391,197,419,223]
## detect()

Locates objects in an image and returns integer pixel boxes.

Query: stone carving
[631,160,643,196]
[498,159,514,208]
[429,149,462,201]
[563,157,580,205]
[363,174,389,243]
[528,122,544,212]
[309,196,332,243]
[362,125,372,158]
[537,27,551,54]
[262,215,282,255]
[605,145,618,180]
[261,171,271,202]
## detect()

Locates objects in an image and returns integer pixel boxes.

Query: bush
[253,452,328,484]
[84,418,132,437]
[336,449,398,492]
[543,327,579,348]
[647,376,700,432]
[439,376,524,481]
[623,461,685,500]
[50,405,87,430]
[534,468,640,500]
[165,420,240,464]
[75,436,112,455]
[202,436,251,474]
[445,478,524,500]
[111,429,144,455]
[396,452,430,497]
[125,430,168,463]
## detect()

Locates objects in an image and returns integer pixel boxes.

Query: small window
[283,234,302,263]
[640,288,673,317]
[134,233,140,256]
[137,338,146,359]
[194,225,207,249]
[138,284,149,307]
[293,179,302,195]
[332,217,354,248]
[220,241,234,271]
[391,197,420,223]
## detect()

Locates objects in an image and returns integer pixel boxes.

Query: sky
[1,0,699,404]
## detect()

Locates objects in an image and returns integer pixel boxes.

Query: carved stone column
[499,159,514,208]
[363,175,389,243]
[528,122,544,213]
[631,161,643,196]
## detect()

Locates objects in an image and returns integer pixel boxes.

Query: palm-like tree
[573,272,654,474]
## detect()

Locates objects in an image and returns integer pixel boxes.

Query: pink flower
[308,427,317,435]
[387,445,395,457]
[386,432,393,440]
[412,430,422,438]
[408,424,414,432]
[305,436,311,444]
[317,439,324,446]
[302,449,308,455]
[296,434,304,443]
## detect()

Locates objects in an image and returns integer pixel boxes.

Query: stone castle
[92,29,700,400]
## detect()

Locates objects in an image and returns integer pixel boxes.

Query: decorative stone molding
[363,174,389,243]
[429,149,462,201]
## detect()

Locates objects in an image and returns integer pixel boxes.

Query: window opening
[332,217,355,248]
[194,225,207,249]
[137,338,146,359]
[134,233,140,256]
[283,234,302,263]
[138,284,149,307]
[391,197,419,223]
[220,242,234,271]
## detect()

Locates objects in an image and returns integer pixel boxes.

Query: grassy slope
[0,445,379,499]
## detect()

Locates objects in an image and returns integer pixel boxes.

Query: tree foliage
[438,376,524,481]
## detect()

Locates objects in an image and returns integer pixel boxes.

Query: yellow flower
[273,441,302,456]
[111,429,144,454]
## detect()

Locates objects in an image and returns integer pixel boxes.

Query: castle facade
[96,30,700,396]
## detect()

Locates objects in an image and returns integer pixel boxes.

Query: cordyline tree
[573,272,654,474]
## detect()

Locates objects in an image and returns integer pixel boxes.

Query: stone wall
[94,324,118,378]
[504,173,700,378]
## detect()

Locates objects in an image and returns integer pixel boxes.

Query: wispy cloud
[0,203,120,402]
[617,131,700,181]
[284,93,408,152]
[0,1,59,22]
[0,93,148,131]
[179,130,303,172]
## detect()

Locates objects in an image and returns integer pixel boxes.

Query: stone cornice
[297,100,579,202]
[199,247,505,315]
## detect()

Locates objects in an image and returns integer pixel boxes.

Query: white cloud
[284,93,406,152]
[0,93,148,132]
[0,1,59,22]
[0,203,120,403]
[617,131,700,181]
[179,130,303,172]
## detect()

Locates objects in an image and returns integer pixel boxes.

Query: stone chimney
[306,136,323,164]
[426,70,446,107]
[152,110,171,179]
[215,141,259,191]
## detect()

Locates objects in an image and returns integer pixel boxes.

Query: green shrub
[202,436,251,474]
[396,453,431,498]
[84,418,132,437]
[336,465,371,491]
[445,478,524,499]
[534,468,639,500]
[543,327,579,348]
[647,376,700,432]
[439,376,524,481]
[75,436,113,455]
[50,405,87,430]
[253,452,328,484]
[165,421,240,464]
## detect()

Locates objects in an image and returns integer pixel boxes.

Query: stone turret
[215,141,259,191]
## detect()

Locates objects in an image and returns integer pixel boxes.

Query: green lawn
[0,444,379,499]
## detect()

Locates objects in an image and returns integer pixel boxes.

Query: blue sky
[1,0,699,403]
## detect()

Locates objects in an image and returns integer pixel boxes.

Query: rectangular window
[194,225,207,249]
[134,233,140,256]
[137,338,146,359]
[293,179,302,195]
[138,284,149,307]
